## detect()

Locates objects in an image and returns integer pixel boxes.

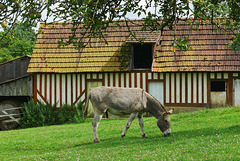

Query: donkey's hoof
[94,138,101,143]
[121,134,125,138]
[142,134,148,138]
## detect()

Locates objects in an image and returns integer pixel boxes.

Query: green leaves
[20,99,58,128]
[20,99,86,128]
[173,37,192,51]
[0,0,239,52]
[0,22,36,63]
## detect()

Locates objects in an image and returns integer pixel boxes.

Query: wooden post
[228,73,233,106]
[207,73,211,108]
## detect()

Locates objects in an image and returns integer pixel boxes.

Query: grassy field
[0,107,239,160]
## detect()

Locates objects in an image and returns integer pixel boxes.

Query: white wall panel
[160,73,163,80]
[165,73,170,103]
[187,73,192,103]
[142,73,146,90]
[72,74,76,104]
[46,74,50,103]
[51,74,55,104]
[193,73,197,103]
[198,73,202,103]
[42,74,45,98]
[182,73,186,103]
[121,73,125,87]
[92,74,97,79]
[171,73,175,103]
[110,73,113,87]
[137,73,141,88]
[61,74,66,105]
[204,73,207,103]
[82,74,85,92]
[176,73,180,103]
[131,73,135,87]
[234,79,240,107]
[115,73,119,87]
[37,74,40,91]
[126,73,129,88]
[67,74,71,104]
[56,74,60,107]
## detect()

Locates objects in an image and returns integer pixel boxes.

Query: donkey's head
[157,109,174,137]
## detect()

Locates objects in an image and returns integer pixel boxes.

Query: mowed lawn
[0,107,239,160]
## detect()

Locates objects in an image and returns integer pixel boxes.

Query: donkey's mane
[145,91,167,112]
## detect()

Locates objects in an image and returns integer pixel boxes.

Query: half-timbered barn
[27,20,240,113]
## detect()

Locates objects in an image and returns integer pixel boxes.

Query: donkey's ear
[167,109,174,115]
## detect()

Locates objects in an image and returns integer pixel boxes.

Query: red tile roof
[28,20,160,73]
[28,19,240,73]
[152,20,240,72]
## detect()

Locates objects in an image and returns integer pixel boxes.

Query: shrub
[59,102,85,124]
[20,99,58,128]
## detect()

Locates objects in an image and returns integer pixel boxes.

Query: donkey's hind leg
[92,113,103,143]
[121,112,138,138]
[138,113,148,138]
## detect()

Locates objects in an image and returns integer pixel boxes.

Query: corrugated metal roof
[28,19,240,73]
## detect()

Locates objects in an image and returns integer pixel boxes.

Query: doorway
[210,81,227,106]
[234,79,240,107]
[86,81,103,116]
[148,81,164,104]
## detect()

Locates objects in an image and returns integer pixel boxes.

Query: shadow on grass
[74,124,240,149]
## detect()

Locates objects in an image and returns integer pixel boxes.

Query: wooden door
[86,81,103,116]
[148,81,164,104]
[234,79,240,107]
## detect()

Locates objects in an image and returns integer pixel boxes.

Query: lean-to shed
[27,19,240,112]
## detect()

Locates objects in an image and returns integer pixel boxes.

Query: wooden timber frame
[33,71,239,109]
[0,107,22,130]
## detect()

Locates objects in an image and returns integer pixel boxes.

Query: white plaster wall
[234,79,240,107]
[211,92,226,105]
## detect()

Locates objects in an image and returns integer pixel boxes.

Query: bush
[20,100,85,128]
[20,100,58,128]
[59,102,85,124]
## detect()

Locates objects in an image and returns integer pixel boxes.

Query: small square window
[132,43,153,69]
[211,81,226,91]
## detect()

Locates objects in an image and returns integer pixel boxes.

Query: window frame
[211,80,227,92]
[131,43,154,70]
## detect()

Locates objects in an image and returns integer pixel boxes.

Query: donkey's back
[89,86,147,115]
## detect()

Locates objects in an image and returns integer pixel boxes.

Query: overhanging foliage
[0,0,239,50]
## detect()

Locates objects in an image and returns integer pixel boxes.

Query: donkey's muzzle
[163,129,171,137]
[163,133,170,137]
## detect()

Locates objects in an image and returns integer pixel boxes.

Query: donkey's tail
[83,92,91,118]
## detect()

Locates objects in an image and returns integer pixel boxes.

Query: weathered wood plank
[1,118,20,123]
[0,114,21,121]
[1,111,20,123]
[0,56,31,83]
[0,76,33,96]
[0,107,21,112]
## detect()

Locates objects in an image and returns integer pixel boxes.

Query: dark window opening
[211,81,226,91]
[133,43,153,69]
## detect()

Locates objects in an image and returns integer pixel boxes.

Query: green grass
[0,107,240,160]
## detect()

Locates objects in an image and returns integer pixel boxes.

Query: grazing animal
[84,86,174,143]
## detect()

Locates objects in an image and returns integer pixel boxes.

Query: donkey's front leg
[138,113,148,138]
[92,113,103,143]
[121,112,138,138]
